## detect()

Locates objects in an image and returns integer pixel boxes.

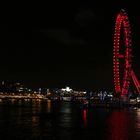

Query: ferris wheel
[113,9,140,97]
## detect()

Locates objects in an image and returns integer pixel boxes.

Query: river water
[0,99,140,140]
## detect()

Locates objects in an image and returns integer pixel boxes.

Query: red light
[83,109,87,127]
[113,9,133,96]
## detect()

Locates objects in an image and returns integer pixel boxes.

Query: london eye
[113,9,133,97]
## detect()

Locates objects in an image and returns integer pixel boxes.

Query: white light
[61,86,72,92]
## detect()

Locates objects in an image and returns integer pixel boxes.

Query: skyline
[0,1,140,90]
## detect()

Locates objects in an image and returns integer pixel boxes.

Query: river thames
[0,99,140,140]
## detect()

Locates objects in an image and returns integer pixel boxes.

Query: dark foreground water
[0,99,140,140]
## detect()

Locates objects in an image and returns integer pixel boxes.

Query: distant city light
[61,86,72,92]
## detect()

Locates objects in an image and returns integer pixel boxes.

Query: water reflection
[47,100,51,113]
[83,109,87,127]
[107,110,129,140]
[32,115,39,127]
[134,109,140,138]
[58,102,72,128]
[0,100,140,139]
[106,108,140,140]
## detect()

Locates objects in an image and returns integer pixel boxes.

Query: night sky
[0,1,140,90]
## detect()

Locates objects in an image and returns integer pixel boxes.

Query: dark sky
[0,1,140,90]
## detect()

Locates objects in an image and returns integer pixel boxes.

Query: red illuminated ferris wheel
[113,9,140,97]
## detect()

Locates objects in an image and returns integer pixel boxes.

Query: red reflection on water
[108,111,128,140]
[83,109,87,127]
